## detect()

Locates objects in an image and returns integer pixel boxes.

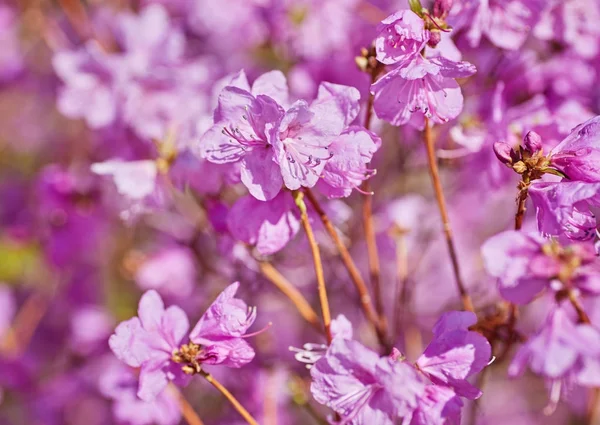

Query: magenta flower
[529,181,600,241]
[548,116,600,183]
[482,231,600,304]
[403,385,462,425]
[317,127,380,198]
[272,82,360,191]
[416,311,492,400]
[375,10,430,65]
[371,55,476,128]
[109,290,190,401]
[198,84,284,201]
[109,283,258,400]
[310,338,425,424]
[227,192,300,255]
[188,282,257,368]
[448,0,545,50]
[509,307,600,411]
[134,246,197,298]
[99,359,181,425]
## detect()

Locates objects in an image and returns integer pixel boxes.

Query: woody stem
[293,190,333,343]
[423,117,474,312]
[361,83,387,335]
[514,174,530,231]
[303,187,389,349]
[169,385,205,425]
[257,259,323,332]
[202,373,259,425]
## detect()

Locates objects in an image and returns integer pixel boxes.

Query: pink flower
[227,192,301,255]
[509,307,600,411]
[109,290,190,401]
[371,56,476,128]
[317,127,380,198]
[198,84,284,201]
[188,282,257,368]
[448,0,545,50]
[529,181,600,241]
[548,116,600,183]
[482,230,600,304]
[375,10,430,65]
[272,82,361,191]
[109,283,258,400]
[134,246,197,298]
[310,338,425,424]
[416,311,492,400]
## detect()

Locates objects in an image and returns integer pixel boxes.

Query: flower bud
[433,0,453,19]
[493,142,517,165]
[427,31,442,48]
[523,131,542,154]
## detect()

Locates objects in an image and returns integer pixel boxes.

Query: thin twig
[257,260,322,332]
[293,190,333,343]
[169,385,205,425]
[588,387,600,425]
[202,372,259,425]
[361,78,387,335]
[1,283,58,356]
[303,188,388,348]
[423,117,473,312]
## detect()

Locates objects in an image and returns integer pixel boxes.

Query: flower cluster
[3,0,600,424]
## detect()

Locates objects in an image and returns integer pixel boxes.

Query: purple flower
[109,290,190,401]
[198,82,285,201]
[371,56,476,128]
[448,0,545,50]
[0,6,25,82]
[188,282,257,368]
[509,307,600,410]
[416,311,492,400]
[482,230,600,304]
[529,181,600,241]
[272,82,360,191]
[226,192,301,255]
[317,127,380,198]
[99,358,181,425]
[403,385,462,425]
[310,338,425,424]
[375,10,430,65]
[548,116,600,183]
[109,283,258,400]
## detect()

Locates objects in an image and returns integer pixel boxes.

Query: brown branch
[257,260,322,332]
[293,190,333,343]
[303,188,389,348]
[169,385,205,425]
[202,373,259,425]
[423,117,473,312]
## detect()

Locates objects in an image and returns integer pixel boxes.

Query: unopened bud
[522,131,542,154]
[433,0,453,18]
[493,142,517,165]
[427,31,442,48]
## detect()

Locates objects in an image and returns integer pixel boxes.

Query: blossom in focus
[310,337,425,424]
[375,10,430,66]
[109,283,258,400]
[371,55,476,128]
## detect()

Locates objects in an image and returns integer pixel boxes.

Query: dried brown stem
[202,373,259,425]
[257,260,322,332]
[303,188,388,348]
[294,191,333,343]
[423,117,473,312]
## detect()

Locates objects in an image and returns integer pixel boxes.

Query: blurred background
[1,0,600,424]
